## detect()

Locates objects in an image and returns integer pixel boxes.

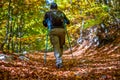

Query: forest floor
[0,36,120,80]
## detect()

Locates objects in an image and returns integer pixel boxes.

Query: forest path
[0,37,120,80]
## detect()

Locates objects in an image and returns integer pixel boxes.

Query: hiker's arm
[64,14,70,24]
[43,13,48,27]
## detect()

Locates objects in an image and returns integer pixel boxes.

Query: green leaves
[0,0,119,52]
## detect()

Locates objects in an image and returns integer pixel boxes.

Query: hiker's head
[50,3,58,9]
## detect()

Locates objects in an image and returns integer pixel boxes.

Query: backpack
[50,10,64,26]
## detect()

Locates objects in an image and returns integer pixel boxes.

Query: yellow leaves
[24,0,38,4]
[0,20,7,28]
[65,3,71,8]
[59,4,65,9]
[72,0,77,3]
[18,34,45,45]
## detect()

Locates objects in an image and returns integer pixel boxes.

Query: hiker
[43,3,70,68]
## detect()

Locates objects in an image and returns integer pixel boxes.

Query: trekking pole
[44,20,51,64]
[64,25,74,58]
[44,29,49,64]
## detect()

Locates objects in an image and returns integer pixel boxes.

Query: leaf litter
[0,37,120,80]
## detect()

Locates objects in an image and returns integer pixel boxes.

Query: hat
[50,3,58,9]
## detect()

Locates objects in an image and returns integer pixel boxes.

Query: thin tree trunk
[2,0,11,52]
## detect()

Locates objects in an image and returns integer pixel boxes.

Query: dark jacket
[43,10,70,29]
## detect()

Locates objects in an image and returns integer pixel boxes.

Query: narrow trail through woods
[0,36,120,80]
[25,36,120,79]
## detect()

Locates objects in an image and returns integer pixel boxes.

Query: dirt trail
[0,37,120,80]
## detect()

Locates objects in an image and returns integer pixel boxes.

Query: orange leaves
[0,43,120,80]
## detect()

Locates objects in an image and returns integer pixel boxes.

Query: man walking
[43,3,70,68]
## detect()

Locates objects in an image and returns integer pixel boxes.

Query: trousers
[49,28,65,66]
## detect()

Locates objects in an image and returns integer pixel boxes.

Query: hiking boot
[56,63,63,68]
